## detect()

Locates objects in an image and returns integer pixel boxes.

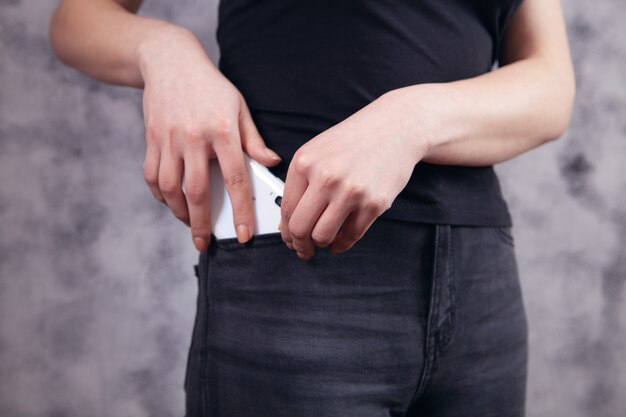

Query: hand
[279,90,429,260]
[137,27,282,251]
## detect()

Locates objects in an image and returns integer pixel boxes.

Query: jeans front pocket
[200,219,435,416]
[211,232,285,251]
[184,251,210,417]
[184,263,200,393]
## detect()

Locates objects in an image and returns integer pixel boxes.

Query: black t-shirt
[216,0,523,226]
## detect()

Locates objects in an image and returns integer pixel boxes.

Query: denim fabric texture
[184,218,527,417]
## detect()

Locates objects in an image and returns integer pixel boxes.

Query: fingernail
[265,148,281,161]
[236,224,251,243]
[297,251,312,261]
[193,237,208,252]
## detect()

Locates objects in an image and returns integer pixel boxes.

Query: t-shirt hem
[378,206,513,227]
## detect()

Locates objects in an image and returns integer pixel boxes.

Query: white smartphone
[182,153,284,240]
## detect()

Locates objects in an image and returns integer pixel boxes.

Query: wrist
[382,85,443,164]
[136,24,213,85]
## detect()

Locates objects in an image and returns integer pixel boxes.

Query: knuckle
[182,127,204,147]
[294,245,312,258]
[291,229,308,240]
[190,223,211,237]
[281,230,293,244]
[367,195,391,213]
[293,151,313,174]
[288,219,308,240]
[223,169,248,190]
[161,188,177,199]
[159,177,180,196]
[346,182,367,200]
[210,117,235,140]
[171,124,205,146]
[291,240,305,251]
[184,179,208,204]
[311,230,333,247]
[144,170,158,187]
[317,168,340,188]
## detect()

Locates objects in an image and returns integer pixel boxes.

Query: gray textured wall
[0,1,624,416]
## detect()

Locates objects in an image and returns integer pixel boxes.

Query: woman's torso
[216,0,523,226]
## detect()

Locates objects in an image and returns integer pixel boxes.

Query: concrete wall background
[0,1,624,416]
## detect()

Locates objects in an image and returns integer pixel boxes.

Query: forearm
[49,0,207,87]
[392,57,575,167]
[390,0,575,167]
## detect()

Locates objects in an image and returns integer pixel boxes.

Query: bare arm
[50,0,166,87]
[49,0,282,250]
[395,0,576,166]
[278,0,576,259]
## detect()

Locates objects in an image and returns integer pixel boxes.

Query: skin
[49,0,575,260]
[50,0,283,251]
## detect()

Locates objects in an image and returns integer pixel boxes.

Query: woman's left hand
[279,90,430,260]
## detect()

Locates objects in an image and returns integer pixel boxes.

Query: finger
[309,198,354,248]
[288,187,328,260]
[238,95,282,166]
[327,208,379,254]
[280,158,309,249]
[213,132,255,243]
[144,139,165,204]
[183,145,211,251]
[158,144,190,227]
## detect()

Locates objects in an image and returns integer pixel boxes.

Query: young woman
[50,0,575,416]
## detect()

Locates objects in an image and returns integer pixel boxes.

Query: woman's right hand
[137,26,282,251]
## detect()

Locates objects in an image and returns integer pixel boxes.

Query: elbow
[544,66,577,142]
[545,93,575,142]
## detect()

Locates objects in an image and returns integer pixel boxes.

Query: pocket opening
[211,232,285,250]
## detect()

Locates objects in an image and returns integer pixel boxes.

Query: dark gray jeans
[185,218,528,417]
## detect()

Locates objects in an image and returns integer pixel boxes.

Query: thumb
[238,96,282,167]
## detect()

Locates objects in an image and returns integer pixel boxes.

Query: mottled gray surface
[0,1,624,416]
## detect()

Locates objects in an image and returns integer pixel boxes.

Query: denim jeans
[184,217,528,417]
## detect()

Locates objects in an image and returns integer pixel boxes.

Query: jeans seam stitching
[201,250,210,416]
[405,224,443,412]
[439,226,457,351]
[184,263,201,397]
[448,227,457,346]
